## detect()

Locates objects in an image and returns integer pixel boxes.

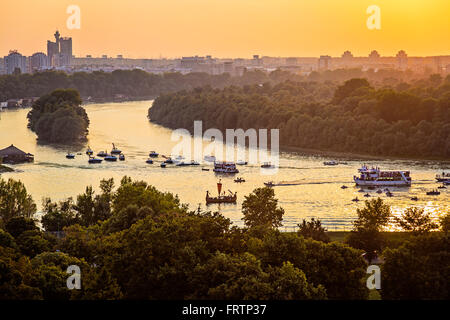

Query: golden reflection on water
[0,101,448,230]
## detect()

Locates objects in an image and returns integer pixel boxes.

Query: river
[0,100,448,230]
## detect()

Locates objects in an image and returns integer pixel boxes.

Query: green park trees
[242,187,285,229]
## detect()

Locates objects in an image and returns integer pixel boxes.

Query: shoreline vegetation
[0,164,14,173]
[149,77,450,160]
[0,175,448,300]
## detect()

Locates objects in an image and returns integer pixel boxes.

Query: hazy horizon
[1,0,449,59]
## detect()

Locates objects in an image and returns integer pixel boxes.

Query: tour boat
[205,180,237,205]
[66,152,75,159]
[119,154,125,161]
[86,146,93,156]
[97,150,108,157]
[110,143,122,155]
[104,155,117,162]
[149,151,159,158]
[146,158,154,164]
[88,157,102,164]
[324,160,338,166]
[435,172,450,182]
[213,161,239,174]
[353,165,411,186]
[426,190,440,196]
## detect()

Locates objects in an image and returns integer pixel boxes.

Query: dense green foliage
[0,68,426,102]
[27,89,89,143]
[149,76,450,158]
[0,178,36,223]
[297,218,330,243]
[1,176,448,300]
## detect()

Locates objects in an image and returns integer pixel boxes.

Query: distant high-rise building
[4,50,27,74]
[59,37,72,66]
[0,58,5,75]
[318,55,332,70]
[47,30,72,67]
[30,52,49,72]
[396,50,408,70]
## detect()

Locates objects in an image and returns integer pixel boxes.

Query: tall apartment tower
[47,30,72,67]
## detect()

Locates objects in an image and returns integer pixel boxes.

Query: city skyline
[1,0,449,59]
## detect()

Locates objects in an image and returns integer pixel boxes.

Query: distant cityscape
[1,30,450,76]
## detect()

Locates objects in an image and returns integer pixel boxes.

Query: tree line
[0,176,448,300]
[149,76,450,159]
[27,89,89,143]
[0,68,440,102]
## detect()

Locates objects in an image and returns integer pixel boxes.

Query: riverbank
[0,164,14,173]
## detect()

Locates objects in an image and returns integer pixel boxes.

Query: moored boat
[146,158,154,164]
[234,177,245,183]
[354,165,411,187]
[261,162,275,168]
[149,151,159,158]
[97,150,108,157]
[435,172,450,182]
[110,143,122,155]
[324,160,338,166]
[66,152,75,159]
[88,156,102,164]
[160,163,166,168]
[426,189,440,196]
[104,154,117,162]
[119,154,125,161]
[86,146,93,156]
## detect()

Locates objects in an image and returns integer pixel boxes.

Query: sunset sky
[1,0,449,58]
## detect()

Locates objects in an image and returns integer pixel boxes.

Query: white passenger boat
[353,165,411,187]
[213,161,239,174]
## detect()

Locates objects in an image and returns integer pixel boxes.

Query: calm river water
[0,101,448,230]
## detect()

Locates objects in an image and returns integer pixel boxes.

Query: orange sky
[1,0,449,58]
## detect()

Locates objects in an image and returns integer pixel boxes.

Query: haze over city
[1,0,449,58]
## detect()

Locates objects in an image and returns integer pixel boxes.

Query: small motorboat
[358,189,365,193]
[324,160,338,166]
[160,163,166,168]
[110,143,122,155]
[88,157,102,164]
[146,158,154,164]
[164,158,174,164]
[149,151,159,158]
[264,181,275,187]
[444,180,450,186]
[364,193,371,197]
[236,160,248,165]
[66,152,75,159]
[376,189,383,194]
[386,191,393,197]
[261,162,274,168]
[437,185,446,189]
[104,155,117,162]
[234,177,245,183]
[352,197,360,202]
[97,150,108,157]
[341,185,348,189]
[190,160,200,166]
[86,146,93,156]
[410,196,418,201]
[426,190,440,196]
[202,168,210,171]
[176,161,190,166]
[119,154,125,161]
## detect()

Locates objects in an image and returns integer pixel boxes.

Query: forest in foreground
[0,176,448,300]
[149,76,450,159]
